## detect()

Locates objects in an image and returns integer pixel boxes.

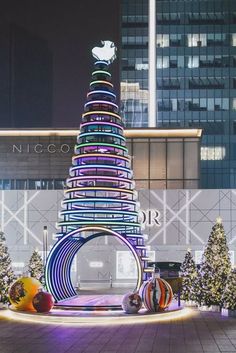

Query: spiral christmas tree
[45,41,152,301]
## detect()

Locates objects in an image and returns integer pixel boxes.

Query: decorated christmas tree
[45,41,152,301]
[222,269,236,310]
[197,217,231,307]
[28,250,44,281]
[0,228,16,304]
[180,249,197,302]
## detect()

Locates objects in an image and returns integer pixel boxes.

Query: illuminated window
[232,34,236,46]
[188,56,199,68]
[187,33,207,47]
[156,34,169,47]
[157,56,169,68]
[201,146,226,160]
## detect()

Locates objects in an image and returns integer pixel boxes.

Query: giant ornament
[9,277,41,311]
[139,277,173,312]
[32,290,54,313]
[122,292,142,314]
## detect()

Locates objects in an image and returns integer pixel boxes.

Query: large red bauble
[32,291,54,313]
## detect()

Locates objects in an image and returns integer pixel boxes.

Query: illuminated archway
[45,226,143,301]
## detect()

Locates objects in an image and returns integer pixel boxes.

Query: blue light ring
[46,226,143,297]
[87,89,114,97]
[52,240,76,299]
[58,220,141,227]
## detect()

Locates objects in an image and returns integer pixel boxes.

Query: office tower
[121,0,236,188]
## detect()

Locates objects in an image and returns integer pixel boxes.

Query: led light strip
[70,164,132,175]
[90,80,113,87]
[45,226,143,300]
[75,142,128,152]
[67,175,133,184]
[78,131,125,141]
[62,198,136,205]
[92,70,111,76]
[72,153,129,162]
[84,100,118,109]
[65,186,135,194]
[87,90,115,98]
[80,121,123,130]
[82,110,121,119]
[45,59,149,303]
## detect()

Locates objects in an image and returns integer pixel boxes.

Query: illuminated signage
[139,209,161,227]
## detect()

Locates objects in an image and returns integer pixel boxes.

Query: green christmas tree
[180,249,198,302]
[0,229,16,304]
[28,250,44,281]
[198,217,231,307]
[222,269,236,310]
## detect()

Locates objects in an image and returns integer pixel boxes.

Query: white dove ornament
[92,40,117,64]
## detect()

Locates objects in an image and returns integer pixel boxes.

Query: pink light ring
[84,100,118,109]
[67,175,133,184]
[80,121,124,130]
[69,164,133,176]
[60,209,138,217]
[87,90,116,98]
[72,153,129,162]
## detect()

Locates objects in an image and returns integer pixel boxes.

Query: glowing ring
[82,111,121,120]
[72,153,129,162]
[90,80,113,87]
[92,70,111,77]
[65,186,135,194]
[80,121,123,130]
[45,226,143,301]
[75,142,128,152]
[79,132,125,141]
[85,100,118,109]
[87,90,115,98]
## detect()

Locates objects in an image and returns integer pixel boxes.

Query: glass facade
[121,0,236,188]
[0,132,200,190]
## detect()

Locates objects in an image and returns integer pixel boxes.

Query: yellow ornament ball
[9,277,42,311]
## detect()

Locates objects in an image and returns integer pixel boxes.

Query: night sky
[0,0,120,127]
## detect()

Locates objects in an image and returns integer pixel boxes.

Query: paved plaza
[1,309,236,353]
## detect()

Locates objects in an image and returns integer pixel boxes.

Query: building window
[187,56,199,68]
[232,34,236,46]
[187,33,207,47]
[157,56,169,68]
[156,34,169,47]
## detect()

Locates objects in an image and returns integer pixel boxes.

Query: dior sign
[139,209,161,227]
[12,144,72,154]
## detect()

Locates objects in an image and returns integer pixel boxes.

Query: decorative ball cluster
[8,277,54,313]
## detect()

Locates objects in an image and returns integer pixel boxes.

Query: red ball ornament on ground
[139,276,173,312]
[32,290,54,313]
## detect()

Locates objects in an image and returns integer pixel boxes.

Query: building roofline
[0,128,202,138]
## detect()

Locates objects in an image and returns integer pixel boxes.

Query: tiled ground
[1,309,236,353]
